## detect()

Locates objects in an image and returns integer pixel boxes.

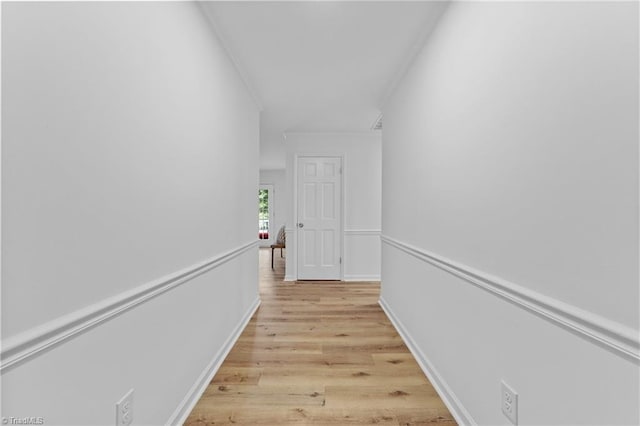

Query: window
[258,187,270,239]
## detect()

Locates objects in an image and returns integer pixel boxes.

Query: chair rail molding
[344,229,381,236]
[381,235,640,362]
[1,240,258,372]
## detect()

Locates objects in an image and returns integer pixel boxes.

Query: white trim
[381,235,640,362]
[167,297,261,426]
[344,274,381,282]
[340,155,347,282]
[284,228,295,281]
[370,113,383,131]
[379,297,476,426]
[0,241,258,372]
[344,229,381,236]
[0,2,3,375]
[291,154,299,280]
[284,131,379,137]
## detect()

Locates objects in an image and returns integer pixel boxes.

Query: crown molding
[378,1,451,110]
[197,2,264,112]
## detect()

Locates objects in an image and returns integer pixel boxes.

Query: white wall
[259,169,286,247]
[1,3,259,425]
[381,2,639,425]
[284,133,381,281]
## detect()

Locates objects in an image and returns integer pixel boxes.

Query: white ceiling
[200,1,449,170]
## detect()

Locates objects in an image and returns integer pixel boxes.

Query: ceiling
[200,1,449,170]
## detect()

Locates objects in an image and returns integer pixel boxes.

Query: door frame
[293,154,345,281]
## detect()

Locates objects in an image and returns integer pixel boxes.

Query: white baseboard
[379,297,476,426]
[343,274,381,282]
[284,275,296,282]
[167,297,261,425]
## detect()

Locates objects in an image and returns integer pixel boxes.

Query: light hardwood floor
[185,248,456,425]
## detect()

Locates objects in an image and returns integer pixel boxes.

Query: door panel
[303,183,317,220]
[301,230,317,267]
[321,230,335,266]
[321,183,336,219]
[297,157,342,280]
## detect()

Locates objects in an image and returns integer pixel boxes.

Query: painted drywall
[259,169,286,247]
[284,133,381,281]
[1,2,259,425]
[381,1,639,425]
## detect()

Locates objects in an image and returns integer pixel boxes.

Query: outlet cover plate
[501,381,518,425]
[116,388,134,426]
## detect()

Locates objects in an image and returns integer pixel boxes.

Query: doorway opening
[258,184,274,245]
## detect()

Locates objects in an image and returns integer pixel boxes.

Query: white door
[296,157,342,280]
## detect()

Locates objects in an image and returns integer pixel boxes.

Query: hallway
[185,249,455,425]
[2,2,637,424]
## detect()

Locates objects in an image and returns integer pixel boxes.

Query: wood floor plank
[322,342,409,354]
[259,366,430,387]
[324,385,443,410]
[395,408,457,426]
[371,353,422,367]
[201,384,325,407]
[184,249,456,425]
[222,352,376,368]
[186,407,402,425]
[210,367,263,385]
[231,341,324,354]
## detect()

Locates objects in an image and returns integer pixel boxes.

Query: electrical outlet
[116,389,134,426]
[501,381,518,425]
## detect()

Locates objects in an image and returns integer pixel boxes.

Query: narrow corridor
[185,249,455,425]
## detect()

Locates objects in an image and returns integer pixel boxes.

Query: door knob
[297,223,304,228]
